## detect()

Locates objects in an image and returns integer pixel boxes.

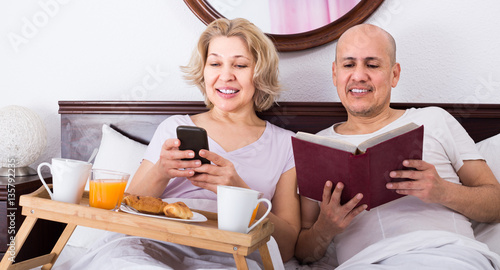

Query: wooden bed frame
[59,101,500,162]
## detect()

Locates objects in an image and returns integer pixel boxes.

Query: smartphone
[176,125,210,164]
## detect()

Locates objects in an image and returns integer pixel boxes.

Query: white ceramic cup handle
[37,162,54,199]
[247,198,272,233]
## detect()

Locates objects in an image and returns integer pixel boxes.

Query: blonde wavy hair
[181,18,282,112]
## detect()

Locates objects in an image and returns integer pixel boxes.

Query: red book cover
[292,124,424,210]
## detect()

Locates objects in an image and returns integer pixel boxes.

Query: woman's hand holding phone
[166,125,249,192]
[156,138,203,180]
[151,125,209,180]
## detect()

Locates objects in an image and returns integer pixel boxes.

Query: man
[294,24,500,269]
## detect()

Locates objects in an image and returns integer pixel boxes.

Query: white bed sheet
[53,232,283,270]
[284,230,500,270]
[30,245,89,270]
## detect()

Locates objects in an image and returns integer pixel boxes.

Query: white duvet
[285,230,500,270]
[51,229,500,270]
[54,232,284,270]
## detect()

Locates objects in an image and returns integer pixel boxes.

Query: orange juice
[248,204,260,226]
[89,180,127,210]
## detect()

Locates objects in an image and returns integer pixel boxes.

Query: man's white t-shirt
[316,107,483,264]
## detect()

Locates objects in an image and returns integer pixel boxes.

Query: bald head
[336,24,396,65]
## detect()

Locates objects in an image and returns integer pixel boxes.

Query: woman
[62,18,300,269]
[129,17,300,262]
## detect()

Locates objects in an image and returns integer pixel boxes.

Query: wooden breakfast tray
[0,186,275,270]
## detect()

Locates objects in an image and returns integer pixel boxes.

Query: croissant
[163,201,193,219]
[123,195,168,215]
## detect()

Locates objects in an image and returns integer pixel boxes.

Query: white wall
[206,0,271,33]
[1,0,500,167]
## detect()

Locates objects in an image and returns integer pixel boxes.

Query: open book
[292,122,424,210]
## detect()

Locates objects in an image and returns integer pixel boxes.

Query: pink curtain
[269,0,360,35]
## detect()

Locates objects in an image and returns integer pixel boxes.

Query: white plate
[120,204,208,222]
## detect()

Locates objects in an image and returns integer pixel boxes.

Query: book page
[357,122,420,153]
[295,132,358,154]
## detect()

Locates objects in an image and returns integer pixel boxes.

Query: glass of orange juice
[89,169,130,210]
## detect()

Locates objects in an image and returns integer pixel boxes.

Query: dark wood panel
[58,101,209,115]
[58,100,500,118]
[0,201,6,250]
[59,100,500,142]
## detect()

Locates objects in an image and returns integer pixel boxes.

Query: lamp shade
[0,105,47,175]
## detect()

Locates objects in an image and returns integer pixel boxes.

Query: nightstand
[0,173,66,262]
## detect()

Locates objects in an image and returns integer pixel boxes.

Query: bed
[33,101,500,268]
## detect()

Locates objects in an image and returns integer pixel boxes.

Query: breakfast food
[122,194,193,219]
[123,195,168,215]
[163,201,193,219]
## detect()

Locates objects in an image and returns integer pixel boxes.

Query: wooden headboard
[59,101,500,161]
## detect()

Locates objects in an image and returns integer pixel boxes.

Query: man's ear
[332,61,337,87]
[391,62,401,88]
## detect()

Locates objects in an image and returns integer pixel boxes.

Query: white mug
[217,185,272,233]
[37,158,92,204]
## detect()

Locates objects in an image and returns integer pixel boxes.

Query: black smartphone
[176,125,210,164]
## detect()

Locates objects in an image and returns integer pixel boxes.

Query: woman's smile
[216,87,240,96]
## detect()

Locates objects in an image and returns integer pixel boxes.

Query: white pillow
[67,124,147,249]
[476,133,500,181]
[92,124,147,184]
[474,133,500,255]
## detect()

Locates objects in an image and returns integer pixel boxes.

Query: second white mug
[217,185,272,233]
